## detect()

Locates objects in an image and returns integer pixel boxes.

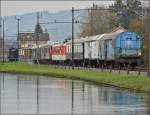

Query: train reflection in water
[0,73,148,115]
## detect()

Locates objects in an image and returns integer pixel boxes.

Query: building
[18,23,49,62]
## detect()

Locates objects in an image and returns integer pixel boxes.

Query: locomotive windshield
[125,39,132,49]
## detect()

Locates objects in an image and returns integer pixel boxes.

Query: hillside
[4,10,83,42]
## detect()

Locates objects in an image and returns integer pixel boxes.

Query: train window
[79,45,81,52]
[125,40,131,48]
[76,45,78,52]
[126,37,132,40]
[75,45,76,52]
[69,46,71,53]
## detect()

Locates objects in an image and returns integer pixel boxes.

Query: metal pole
[17,19,19,49]
[17,19,19,61]
[148,0,150,76]
[15,17,22,61]
[36,12,40,64]
[2,19,4,63]
[17,18,22,49]
[72,7,74,69]
[0,74,1,114]
[89,7,94,68]
[90,7,93,35]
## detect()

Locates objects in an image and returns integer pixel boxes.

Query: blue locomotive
[115,32,142,58]
[84,31,143,69]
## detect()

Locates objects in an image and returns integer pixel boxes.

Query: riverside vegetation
[0,62,149,92]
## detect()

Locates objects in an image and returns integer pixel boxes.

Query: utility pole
[39,10,80,69]
[15,17,22,49]
[0,24,1,62]
[89,5,95,68]
[15,16,22,61]
[72,7,74,69]
[90,4,95,36]
[36,12,41,64]
[0,18,5,63]
[90,9,93,35]
[40,7,111,69]
[2,19,4,63]
[148,0,150,77]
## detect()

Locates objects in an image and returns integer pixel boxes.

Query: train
[31,30,143,69]
[9,30,143,69]
[8,47,18,62]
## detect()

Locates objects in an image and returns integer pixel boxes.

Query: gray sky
[1,1,114,16]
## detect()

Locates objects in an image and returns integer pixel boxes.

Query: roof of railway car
[52,42,66,46]
[99,29,126,41]
[66,38,84,44]
[98,27,126,41]
[81,33,118,42]
[38,42,52,47]
[99,32,119,41]
[81,27,126,42]
[82,34,104,42]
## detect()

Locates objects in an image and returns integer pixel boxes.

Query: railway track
[47,64,148,76]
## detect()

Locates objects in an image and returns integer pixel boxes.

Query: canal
[0,73,149,115]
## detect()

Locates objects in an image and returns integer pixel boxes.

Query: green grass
[0,62,149,92]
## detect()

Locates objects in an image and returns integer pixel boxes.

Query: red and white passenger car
[51,43,67,61]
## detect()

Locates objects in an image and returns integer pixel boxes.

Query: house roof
[18,33,49,41]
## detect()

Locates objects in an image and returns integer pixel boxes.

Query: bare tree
[80,4,110,37]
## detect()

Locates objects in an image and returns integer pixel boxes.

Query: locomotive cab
[8,47,19,62]
[114,32,143,68]
[115,32,143,59]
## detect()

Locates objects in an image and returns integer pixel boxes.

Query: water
[0,73,149,115]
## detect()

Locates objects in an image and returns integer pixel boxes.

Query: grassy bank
[0,62,149,92]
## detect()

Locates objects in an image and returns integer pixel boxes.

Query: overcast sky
[1,1,114,16]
